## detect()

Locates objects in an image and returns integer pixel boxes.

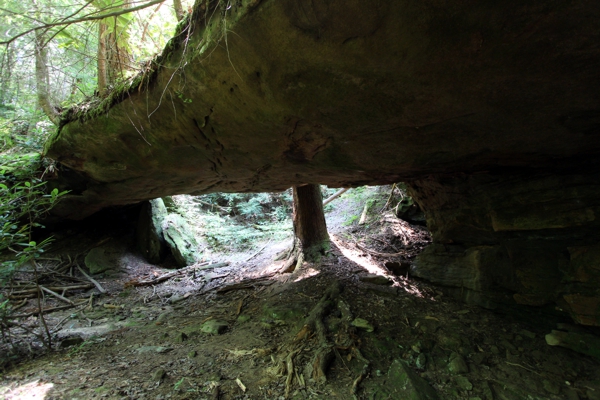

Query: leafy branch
[0,0,165,46]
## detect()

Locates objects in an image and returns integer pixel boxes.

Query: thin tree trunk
[97,0,131,96]
[173,0,184,21]
[34,30,60,125]
[0,45,13,105]
[97,22,108,96]
[32,0,60,124]
[292,184,329,261]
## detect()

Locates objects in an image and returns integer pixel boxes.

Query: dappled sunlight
[330,234,434,301]
[330,234,388,276]
[293,267,320,283]
[397,279,434,300]
[0,380,54,399]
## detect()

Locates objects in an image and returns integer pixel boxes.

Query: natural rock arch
[45,0,600,326]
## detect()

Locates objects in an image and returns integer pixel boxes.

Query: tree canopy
[0,0,191,123]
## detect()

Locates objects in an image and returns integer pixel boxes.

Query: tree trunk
[97,22,108,96]
[292,184,330,261]
[0,45,13,106]
[97,0,131,96]
[34,30,60,125]
[173,0,184,21]
[32,0,60,124]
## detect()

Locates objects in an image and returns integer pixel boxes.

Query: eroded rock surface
[136,198,169,264]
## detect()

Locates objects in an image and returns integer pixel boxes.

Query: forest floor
[1,189,600,400]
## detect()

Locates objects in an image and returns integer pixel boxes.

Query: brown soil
[1,206,599,400]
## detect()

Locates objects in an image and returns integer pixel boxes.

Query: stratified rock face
[408,173,600,326]
[45,1,600,324]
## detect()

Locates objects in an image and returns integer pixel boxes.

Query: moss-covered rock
[84,247,113,274]
[162,213,200,267]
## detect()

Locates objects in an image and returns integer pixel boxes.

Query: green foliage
[0,118,68,283]
[343,215,359,226]
[0,178,67,280]
[173,377,185,391]
[67,340,92,357]
[172,191,294,252]
[199,191,293,223]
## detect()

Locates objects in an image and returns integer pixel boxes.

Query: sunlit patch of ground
[0,380,54,399]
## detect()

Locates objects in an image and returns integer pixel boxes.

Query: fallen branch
[77,263,107,293]
[244,240,271,263]
[353,241,406,257]
[8,301,88,319]
[128,262,229,287]
[323,188,349,207]
[358,202,370,225]
[8,284,93,297]
[40,286,75,305]
[379,183,397,212]
[195,199,231,213]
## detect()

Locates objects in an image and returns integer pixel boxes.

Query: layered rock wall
[408,171,600,325]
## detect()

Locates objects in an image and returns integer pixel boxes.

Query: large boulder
[45,0,600,220]
[162,213,200,268]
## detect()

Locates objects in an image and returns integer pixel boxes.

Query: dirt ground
[1,196,600,400]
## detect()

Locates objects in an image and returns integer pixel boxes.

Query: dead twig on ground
[8,300,88,319]
[379,183,397,213]
[76,263,107,293]
[7,284,93,299]
[353,241,406,257]
[33,261,52,349]
[40,286,75,305]
[244,240,271,263]
[128,262,228,287]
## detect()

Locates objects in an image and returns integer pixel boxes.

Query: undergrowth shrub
[0,115,67,353]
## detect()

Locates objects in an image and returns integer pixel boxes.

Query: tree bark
[34,30,60,125]
[173,0,184,21]
[0,45,13,106]
[292,184,330,261]
[97,0,131,96]
[32,0,60,124]
[97,22,108,96]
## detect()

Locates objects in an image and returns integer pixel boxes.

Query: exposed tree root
[278,238,331,274]
[269,281,371,398]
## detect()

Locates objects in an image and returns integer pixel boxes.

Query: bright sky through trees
[0,0,193,122]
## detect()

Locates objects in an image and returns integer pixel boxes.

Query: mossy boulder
[162,213,200,268]
[85,247,114,275]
